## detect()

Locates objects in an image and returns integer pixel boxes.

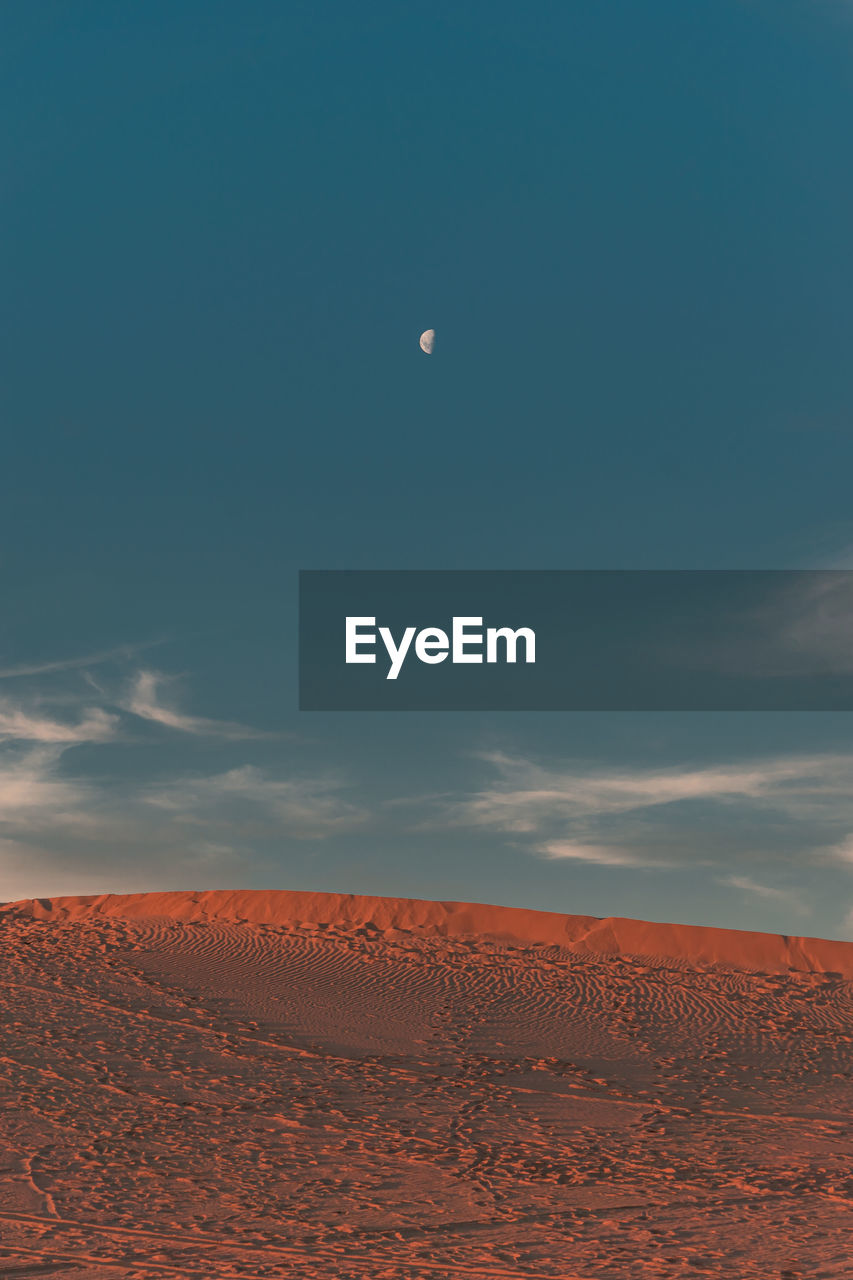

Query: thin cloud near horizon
[437,748,853,830]
[404,748,853,904]
[718,874,809,915]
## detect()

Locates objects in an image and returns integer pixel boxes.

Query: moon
[419,328,435,355]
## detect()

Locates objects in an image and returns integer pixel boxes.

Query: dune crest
[3,887,852,977]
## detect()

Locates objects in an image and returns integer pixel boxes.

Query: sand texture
[1,889,852,1278]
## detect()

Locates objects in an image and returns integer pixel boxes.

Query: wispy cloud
[146,765,368,839]
[0,748,367,903]
[718,874,808,913]
[443,749,853,834]
[0,660,272,753]
[0,650,344,901]
[681,571,853,682]
[0,642,158,680]
[823,833,853,864]
[0,747,90,819]
[124,671,272,740]
[417,749,853,884]
[759,573,853,677]
[0,702,118,744]
[536,840,660,867]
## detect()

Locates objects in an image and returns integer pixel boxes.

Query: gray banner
[299,570,853,711]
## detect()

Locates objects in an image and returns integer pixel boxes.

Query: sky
[3,0,853,937]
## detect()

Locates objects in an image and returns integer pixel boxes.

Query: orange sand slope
[2,889,853,1279]
[5,886,853,977]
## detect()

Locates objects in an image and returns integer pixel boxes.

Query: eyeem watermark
[299,569,853,711]
[345,616,536,680]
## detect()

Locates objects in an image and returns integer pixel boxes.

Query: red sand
[1,889,852,1278]
[9,887,853,977]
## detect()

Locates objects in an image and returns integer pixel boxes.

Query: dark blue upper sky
[3,1,853,936]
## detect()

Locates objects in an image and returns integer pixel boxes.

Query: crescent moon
[419,328,435,354]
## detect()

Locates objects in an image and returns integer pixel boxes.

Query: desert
[0,889,851,1278]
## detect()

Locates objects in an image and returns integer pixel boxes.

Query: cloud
[0,747,90,820]
[0,658,272,747]
[0,702,118,744]
[0,746,368,903]
[124,671,272,740]
[0,647,366,900]
[682,571,853,682]
[0,749,365,853]
[0,642,158,680]
[444,750,853,835]
[419,749,853,879]
[535,840,659,867]
[823,833,853,864]
[763,573,853,676]
[718,874,808,912]
[146,765,368,839]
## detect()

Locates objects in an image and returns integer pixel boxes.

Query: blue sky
[3,0,853,936]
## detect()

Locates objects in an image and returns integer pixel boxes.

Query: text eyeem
[345,616,536,680]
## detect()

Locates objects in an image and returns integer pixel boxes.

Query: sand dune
[1,889,852,1277]
[7,887,853,977]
